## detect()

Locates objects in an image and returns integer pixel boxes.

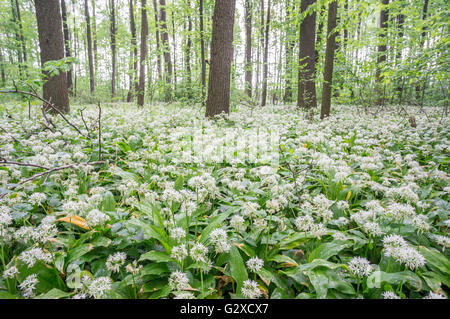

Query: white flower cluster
[383,235,426,270]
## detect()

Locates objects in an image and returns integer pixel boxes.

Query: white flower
[168,271,190,291]
[169,227,186,241]
[85,209,110,227]
[423,292,446,299]
[295,215,314,232]
[106,252,127,273]
[190,243,208,263]
[125,260,142,275]
[383,235,425,270]
[171,244,188,262]
[19,274,39,298]
[382,291,401,299]
[363,221,383,237]
[241,279,262,299]
[348,257,373,277]
[2,266,19,279]
[88,277,112,299]
[29,192,47,205]
[174,292,195,299]
[246,257,264,273]
[19,247,52,268]
[210,228,227,244]
[230,215,246,232]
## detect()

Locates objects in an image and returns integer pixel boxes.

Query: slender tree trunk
[127,0,138,102]
[205,0,236,118]
[171,11,177,90]
[10,0,23,77]
[320,0,338,119]
[84,0,95,94]
[257,0,265,100]
[15,0,27,72]
[261,0,271,107]
[396,13,405,103]
[283,1,294,103]
[375,0,389,106]
[199,0,206,105]
[0,49,6,86]
[61,0,72,95]
[297,0,317,109]
[72,0,77,97]
[34,0,69,113]
[138,0,148,106]
[109,0,117,98]
[159,0,173,102]
[185,0,192,87]
[152,0,162,81]
[416,0,429,100]
[244,0,253,98]
[91,0,98,76]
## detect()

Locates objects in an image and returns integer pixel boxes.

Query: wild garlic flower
[169,227,186,242]
[254,218,268,231]
[348,257,373,277]
[230,215,246,232]
[383,235,425,270]
[174,292,195,299]
[85,209,110,227]
[0,206,12,228]
[423,292,447,299]
[363,221,383,237]
[19,247,52,268]
[126,260,143,275]
[2,266,19,279]
[29,192,47,206]
[246,257,264,273]
[169,271,190,291]
[171,244,188,262]
[88,277,112,299]
[382,291,401,299]
[19,274,39,298]
[190,243,208,263]
[241,279,262,299]
[106,252,127,273]
[295,215,315,232]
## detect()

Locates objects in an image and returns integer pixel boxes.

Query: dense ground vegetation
[0,103,448,299]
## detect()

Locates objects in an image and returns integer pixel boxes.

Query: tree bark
[415,0,429,100]
[320,0,338,119]
[297,0,317,109]
[61,0,72,95]
[84,0,95,94]
[205,0,236,118]
[244,0,253,98]
[91,0,98,76]
[152,0,162,81]
[185,0,192,86]
[375,0,389,106]
[15,0,27,72]
[396,13,405,103]
[138,0,149,106]
[199,0,206,105]
[10,0,23,77]
[159,0,173,102]
[109,0,117,98]
[34,0,70,113]
[261,0,271,107]
[127,0,138,102]
[283,1,295,103]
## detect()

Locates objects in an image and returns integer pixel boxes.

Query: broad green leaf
[229,245,248,294]
[139,251,172,263]
[35,288,72,299]
[308,241,351,262]
[418,246,450,275]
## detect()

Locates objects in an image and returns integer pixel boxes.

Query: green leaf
[101,191,116,211]
[199,211,231,244]
[366,271,422,290]
[141,263,170,276]
[308,241,351,262]
[269,254,298,267]
[174,176,184,191]
[35,288,72,299]
[305,269,329,299]
[139,251,172,263]
[418,246,450,275]
[229,245,248,295]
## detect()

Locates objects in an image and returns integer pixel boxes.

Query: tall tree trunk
[416,0,429,101]
[84,0,95,94]
[199,0,206,105]
[152,0,162,81]
[257,0,265,100]
[283,1,294,103]
[34,0,69,113]
[109,0,117,98]
[72,0,77,97]
[205,0,236,118]
[10,0,23,77]
[159,0,173,102]
[320,0,338,119]
[396,13,405,103]
[0,49,6,86]
[185,0,192,87]
[15,0,27,72]
[261,0,271,107]
[171,10,177,90]
[297,0,317,109]
[138,0,149,106]
[61,0,72,95]
[127,0,138,102]
[244,0,253,98]
[91,0,98,76]
[375,0,389,106]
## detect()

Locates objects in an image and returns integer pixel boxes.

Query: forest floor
[0,102,448,299]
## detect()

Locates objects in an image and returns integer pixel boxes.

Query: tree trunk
[15,0,27,72]
[109,0,117,98]
[127,0,138,102]
[159,0,173,102]
[34,0,69,113]
[61,0,72,95]
[416,0,429,100]
[0,49,6,86]
[375,0,389,106]
[10,0,23,77]
[171,11,177,90]
[84,0,95,94]
[244,0,253,98]
[152,0,162,81]
[185,0,192,87]
[91,0,98,76]
[261,0,271,107]
[396,13,405,103]
[205,0,236,118]
[283,0,294,103]
[199,0,206,105]
[297,0,317,109]
[72,0,77,97]
[138,0,148,106]
[320,0,338,119]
